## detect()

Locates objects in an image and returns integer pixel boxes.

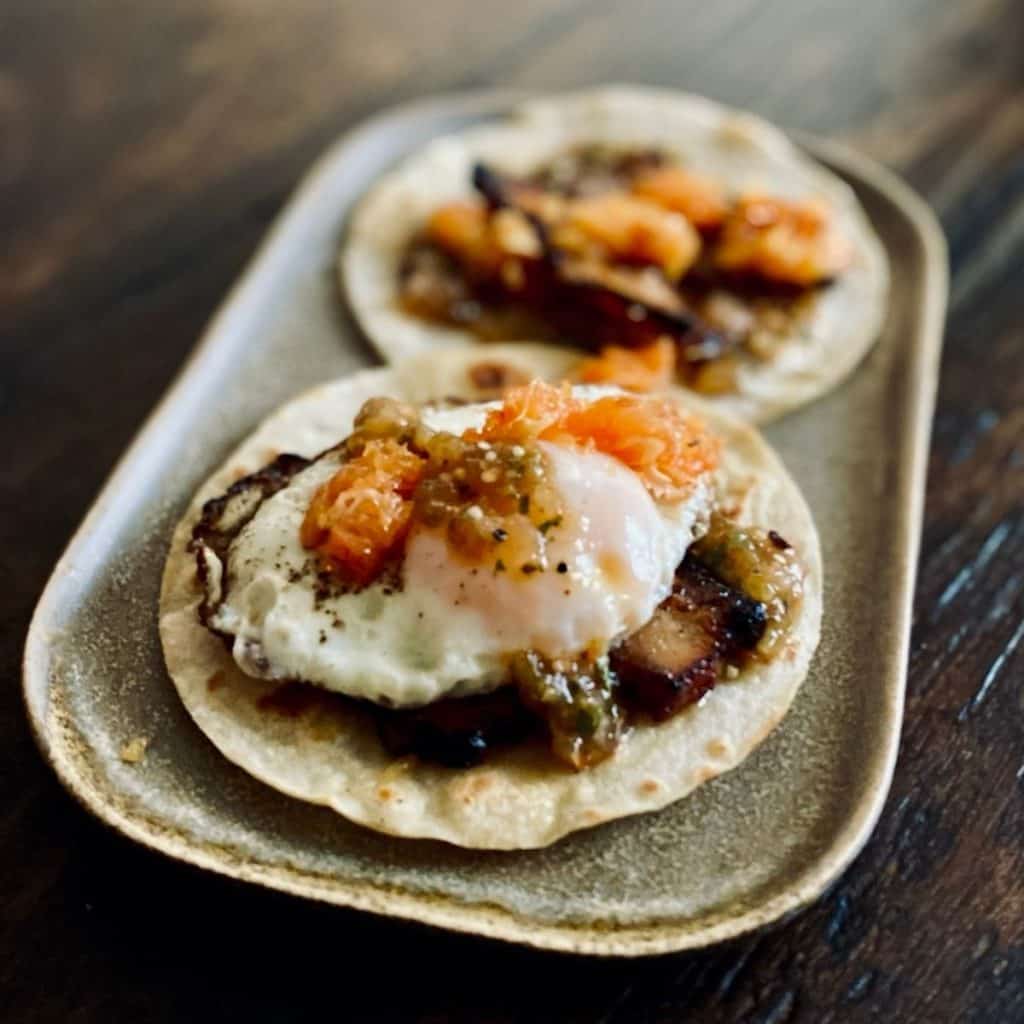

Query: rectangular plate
[24,91,946,956]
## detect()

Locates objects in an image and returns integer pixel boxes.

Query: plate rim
[22,87,948,957]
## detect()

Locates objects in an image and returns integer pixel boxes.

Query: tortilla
[342,85,888,423]
[159,344,822,849]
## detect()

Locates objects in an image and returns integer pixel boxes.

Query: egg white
[206,397,713,707]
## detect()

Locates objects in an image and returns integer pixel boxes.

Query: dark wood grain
[3,1,1022,1020]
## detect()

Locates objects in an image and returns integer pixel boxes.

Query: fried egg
[205,399,713,707]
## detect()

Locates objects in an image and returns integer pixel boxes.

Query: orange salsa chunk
[471,380,719,501]
[425,201,494,271]
[714,194,851,286]
[630,166,729,231]
[300,439,425,585]
[575,338,677,393]
[553,194,701,280]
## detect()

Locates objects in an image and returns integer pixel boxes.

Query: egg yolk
[403,441,691,660]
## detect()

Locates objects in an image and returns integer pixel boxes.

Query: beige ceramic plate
[23,91,946,956]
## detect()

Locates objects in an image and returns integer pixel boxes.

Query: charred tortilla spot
[465,772,495,796]
[452,770,500,806]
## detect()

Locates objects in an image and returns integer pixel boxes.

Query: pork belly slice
[611,555,767,720]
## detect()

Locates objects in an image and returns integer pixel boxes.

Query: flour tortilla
[159,344,822,849]
[343,85,888,423]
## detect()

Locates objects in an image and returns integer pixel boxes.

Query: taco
[343,86,888,422]
[159,345,822,849]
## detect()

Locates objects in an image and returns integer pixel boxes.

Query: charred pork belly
[610,555,766,721]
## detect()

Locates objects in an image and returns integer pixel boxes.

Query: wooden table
[4,1,1022,1020]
